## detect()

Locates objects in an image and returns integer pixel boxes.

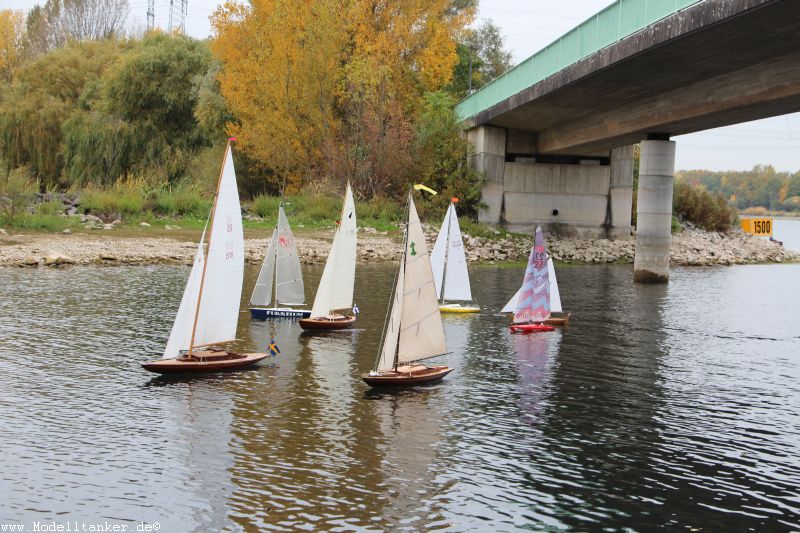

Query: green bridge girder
[455,0,703,121]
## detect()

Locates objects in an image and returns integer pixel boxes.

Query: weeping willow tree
[0,33,221,189]
[0,39,121,187]
[62,33,215,186]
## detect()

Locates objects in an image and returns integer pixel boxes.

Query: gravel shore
[0,225,796,267]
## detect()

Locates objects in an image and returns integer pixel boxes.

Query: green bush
[673,180,736,232]
[0,167,37,223]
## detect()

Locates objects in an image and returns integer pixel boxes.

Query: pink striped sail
[513,226,550,324]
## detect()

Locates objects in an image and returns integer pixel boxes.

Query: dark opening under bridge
[457,0,800,281]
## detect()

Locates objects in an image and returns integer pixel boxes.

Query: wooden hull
[543,312,571,326]
[362,365,452,387]
[439,304,480,314]
[250,307,311,319]
[299,315,356,330]
[141,350,269,374]
[510,323,556,333]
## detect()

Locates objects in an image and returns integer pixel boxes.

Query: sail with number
[309,183,357,318]
[377,194,446,370]
[502,257,562,314]
[163,144,244,358]
[430,202,472,302]
[191,144,245,346]
[513,226,550,324]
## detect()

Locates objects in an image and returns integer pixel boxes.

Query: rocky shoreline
[0,224,796,267]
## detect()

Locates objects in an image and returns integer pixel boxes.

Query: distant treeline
[677,166,800,212]
[0,0,513,218]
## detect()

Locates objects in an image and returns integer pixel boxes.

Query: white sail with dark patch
[310,183,357,317]
[191,145,245,347]
[397,195,446,363]
[275,206,305,305]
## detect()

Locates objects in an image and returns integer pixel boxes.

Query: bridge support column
[467,126,506,225]
[634,139,675,283]
[609,145,634,239]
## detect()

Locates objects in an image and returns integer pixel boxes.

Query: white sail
[430,208,448,297]
[191,145,245,348]
[501,286,521,314]
[377,256,405,372]
[502,256,562,313]
[548,257,562,313]
[397,195,446,364]
[275,206,305,305]
[249,229,278,307]
[163,238,205,358]
[310,182,357,317]
[431,203,472,301]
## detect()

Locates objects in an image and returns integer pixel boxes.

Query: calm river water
[1,244,799,530]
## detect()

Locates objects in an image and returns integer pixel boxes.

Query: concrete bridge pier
[634,139,676,283]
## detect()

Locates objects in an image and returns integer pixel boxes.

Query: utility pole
[146,0,154,32]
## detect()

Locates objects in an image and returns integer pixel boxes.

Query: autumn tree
[0,10,26,82]
[211,0,475,197]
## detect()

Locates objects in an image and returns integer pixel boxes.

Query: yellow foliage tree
[210,0,474,194]
[0,10,26,83]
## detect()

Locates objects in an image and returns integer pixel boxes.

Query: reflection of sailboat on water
[142,141,269,374]
[430,199,480,314]
[299,182,358,330]
[362,191,452,387]
[508,226,556,333]
[249,205,310,319]
[512,330,560,423]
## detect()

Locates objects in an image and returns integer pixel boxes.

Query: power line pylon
[146,0,154,32]
[168,0,187,33]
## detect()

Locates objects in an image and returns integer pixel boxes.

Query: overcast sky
[5,0,799,173]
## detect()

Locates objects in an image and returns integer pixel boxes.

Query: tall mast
[189,141,231,356]
[440,203,453,305]
[393,194,411,370]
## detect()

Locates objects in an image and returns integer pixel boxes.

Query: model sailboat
[508,226,556,333]
[430,199,480,313]
[142,141,269,373]
[362,191,452,387]
[249,206,310,318]
[299,182,358,330]
[502,251,571,326]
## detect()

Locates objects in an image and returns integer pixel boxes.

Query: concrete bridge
[457,0,800,281]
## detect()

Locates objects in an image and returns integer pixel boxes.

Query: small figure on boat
[269,339,280,357]
[352,303,360,315]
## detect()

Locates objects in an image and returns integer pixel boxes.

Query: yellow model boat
[439,304,481,314]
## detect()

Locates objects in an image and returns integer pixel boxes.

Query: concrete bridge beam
[634,139,676,283]
[467,125,506,225]
[609,145,634,239]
